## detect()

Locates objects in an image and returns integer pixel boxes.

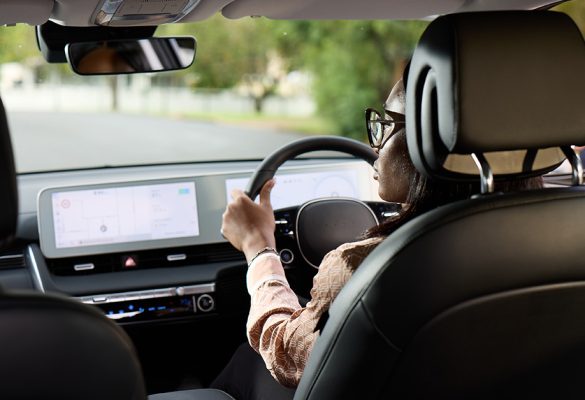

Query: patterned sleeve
[246,237,381,387]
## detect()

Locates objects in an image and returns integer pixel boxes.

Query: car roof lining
[218,0,561,20]
[0,0,568,27]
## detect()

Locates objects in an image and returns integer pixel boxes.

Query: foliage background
[159,18,426,139]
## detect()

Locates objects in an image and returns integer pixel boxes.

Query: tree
[160,16,287,112]
[162,18,427,133]
[0,25,38,64]
[274,20,427,139]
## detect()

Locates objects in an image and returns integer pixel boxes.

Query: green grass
[171,111,336,136]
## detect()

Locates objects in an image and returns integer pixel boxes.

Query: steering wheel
[246,136,377,199]
[245,136,400,296]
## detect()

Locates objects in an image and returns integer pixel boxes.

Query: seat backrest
[295,11,585,399]
[0,290,147,399]
[0,93,147,398]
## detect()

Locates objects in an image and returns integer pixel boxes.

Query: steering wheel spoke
[273,201,402,268]
[272,200,401,297]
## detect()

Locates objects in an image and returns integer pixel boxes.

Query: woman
[214,77,543,399]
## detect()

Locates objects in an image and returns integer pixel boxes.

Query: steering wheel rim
[245,136,377,199]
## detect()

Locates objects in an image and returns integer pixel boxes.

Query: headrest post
[472,153,494,194]
[561,146,583,186]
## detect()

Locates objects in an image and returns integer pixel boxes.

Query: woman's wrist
[247,247,279,267]
[242,237,276,262]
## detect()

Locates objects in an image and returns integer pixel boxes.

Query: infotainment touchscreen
[38,180,200,258]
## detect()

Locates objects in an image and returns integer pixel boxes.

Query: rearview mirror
[66,37,196,75]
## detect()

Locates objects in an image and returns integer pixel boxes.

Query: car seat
[293,10,585,400]
[0,79,155,400]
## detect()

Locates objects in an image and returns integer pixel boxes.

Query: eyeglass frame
[365,107,406,150]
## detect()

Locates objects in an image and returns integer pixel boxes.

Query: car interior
[1,1,585,399]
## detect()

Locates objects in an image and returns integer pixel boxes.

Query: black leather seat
[292,11,585,400]
[0,92,150,399]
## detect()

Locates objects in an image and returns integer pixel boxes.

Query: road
[8,112,306,172]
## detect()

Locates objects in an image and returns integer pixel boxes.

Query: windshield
[3,18,428,173]
[4,3,584,173]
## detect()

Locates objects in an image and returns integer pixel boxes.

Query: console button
[92,296,108,303]
[197,294,215,312]
[74,263,95,272]
[167,254,187,262]
[280,249,294,265]
[121,255,138,269]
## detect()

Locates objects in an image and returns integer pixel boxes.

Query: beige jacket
[246,237,383,387]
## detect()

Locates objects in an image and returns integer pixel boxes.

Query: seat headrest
[406,11,585,180]
[0,97,17,250]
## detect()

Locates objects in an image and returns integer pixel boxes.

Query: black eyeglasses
[365,108,405,150]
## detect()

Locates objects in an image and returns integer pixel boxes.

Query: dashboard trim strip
[76,283,216,305]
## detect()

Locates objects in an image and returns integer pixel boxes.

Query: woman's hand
[221,179,277,262]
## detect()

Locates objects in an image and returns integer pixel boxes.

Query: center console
[27,160,378,324]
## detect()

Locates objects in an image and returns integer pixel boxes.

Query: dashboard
[2,158,392,325]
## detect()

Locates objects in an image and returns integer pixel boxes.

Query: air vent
[204,243,245,263]
[48,255,115,276]
[0,253,25,270]
[48,243,245,276]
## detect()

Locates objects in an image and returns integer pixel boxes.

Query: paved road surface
[8,112,306,172]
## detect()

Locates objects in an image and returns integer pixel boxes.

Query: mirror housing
[36,21,157,63]
[66,36,196,75]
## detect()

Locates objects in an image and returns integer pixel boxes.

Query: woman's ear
[384,79,406,115]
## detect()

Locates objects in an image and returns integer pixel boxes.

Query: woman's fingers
[230,188,246,201]
[222,180,277,255]
[259,179,275,210]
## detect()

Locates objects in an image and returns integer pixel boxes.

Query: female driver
[215,77,542,400]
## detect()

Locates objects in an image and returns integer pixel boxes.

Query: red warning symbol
[123,256,138,268]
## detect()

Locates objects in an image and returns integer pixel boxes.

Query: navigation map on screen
[51,182,199,249]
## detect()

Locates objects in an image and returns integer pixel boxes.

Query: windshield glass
[4,18,428,173]
[4,4,584,173]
